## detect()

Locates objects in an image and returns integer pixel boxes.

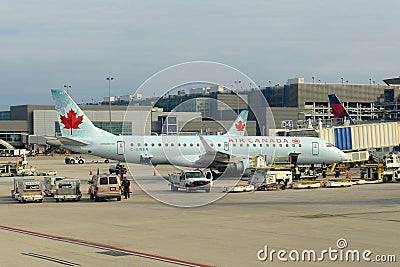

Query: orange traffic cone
[153,169,156,176]
[89,169,93,175]
[87,186,91,194]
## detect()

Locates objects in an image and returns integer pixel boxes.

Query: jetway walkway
[318,121,399,162]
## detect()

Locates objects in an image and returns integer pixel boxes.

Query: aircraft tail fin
[328,94,355,124]
[225,110,248,136]
[51,89,115,139]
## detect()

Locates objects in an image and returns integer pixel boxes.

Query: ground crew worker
[123,177,130,199]
[321,162,327,178]
[294,164,301,180]
[334,165,340,178]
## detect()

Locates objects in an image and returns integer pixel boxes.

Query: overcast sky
[1,0,399,110]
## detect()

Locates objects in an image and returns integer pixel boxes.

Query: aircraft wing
[195,136,244,168]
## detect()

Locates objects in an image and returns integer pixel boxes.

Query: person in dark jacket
[334,165,340,178]
[321,162,327,178]
[123,177,130,199]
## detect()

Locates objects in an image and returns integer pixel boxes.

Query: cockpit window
[326,142,333,147]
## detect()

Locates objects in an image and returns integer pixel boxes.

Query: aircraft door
[224,142,229,151]
[117,141,125,155]
[312,142,319,155]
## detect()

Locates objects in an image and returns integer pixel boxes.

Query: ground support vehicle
[249,169,292,191]
[39,170,57,176]
[44,176,65,196]
[54,178,82,202]
[223,184,255,193]
[88,174,122,201]
[168,170,212,193]
[65,156,85,164]
[322,179,352,188]
[382,153,400,182]
[11,178,44,203]
[291,180,321,189]
[0,162,16,177]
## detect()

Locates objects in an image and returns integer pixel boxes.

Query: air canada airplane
[51,90,347,174]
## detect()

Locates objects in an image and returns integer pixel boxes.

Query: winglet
[225,110,248,136]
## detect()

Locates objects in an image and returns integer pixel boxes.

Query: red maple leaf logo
[60,109,83,135]
[235,120,246,132]
[292,138,300,144]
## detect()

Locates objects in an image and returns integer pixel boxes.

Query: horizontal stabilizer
[57,137,90,146]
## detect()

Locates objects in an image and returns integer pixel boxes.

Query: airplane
[328,94,355,124]
[51,89,348,175]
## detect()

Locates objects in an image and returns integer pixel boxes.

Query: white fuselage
[65,135,347,167]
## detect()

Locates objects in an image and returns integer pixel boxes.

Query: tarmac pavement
[0,155,399,266]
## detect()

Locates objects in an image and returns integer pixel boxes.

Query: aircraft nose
[339,151,348,162]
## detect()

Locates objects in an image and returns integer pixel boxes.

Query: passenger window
[144,143,148,147]
[183,143,187,147]
[279,144,282,147]
[137,143,141,147]
[217,144,221,147]
[253,144,256,147]
[299,144,302,147]
[171,143,174,147]
[259,144,262,147]
[197,143,199,147]
[190,143,193,147]
[130,143,134,147]
[233,144,236,147]
[165,143,168,147]
[158,143,162,147]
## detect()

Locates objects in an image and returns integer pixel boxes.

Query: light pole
[106,76,114,133]
[234,80,241,114]
[63,84,71,94]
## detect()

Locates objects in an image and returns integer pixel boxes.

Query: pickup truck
[168,170,213,193]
